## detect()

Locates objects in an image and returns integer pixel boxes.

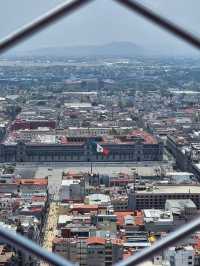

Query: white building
[85,193,111,206]
[144,209,173,224]
[64,102,92,109]
[143,209,174,232]
[165,246,195,266]
[60,179,84,202]
[138,257,170,266]
[165,172,195,184]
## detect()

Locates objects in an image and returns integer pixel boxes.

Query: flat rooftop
[4,130,158,145]
[170,90,200,95]
[64,102,92,108]
[136,185,200,194]
[4,132,67,145]
[63,91,97,95]
[61,180,80,186]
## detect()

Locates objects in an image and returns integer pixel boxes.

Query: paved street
[40,202,59,266]
[10,161,174,199]
[15,160,172,168]
[22,161,173,197]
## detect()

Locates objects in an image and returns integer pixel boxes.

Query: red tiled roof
[129,130,157,144]
[115,211,144,226]
[123,252,132,259]
[115,212,133,226]
[29,207,43,212]
[53,237,67,244]
[71,204,99,210]
[86,237,105,245]
[18,178,48,186]
[31,196,47,202]
[20,207,43,213]
[111,239,124,245]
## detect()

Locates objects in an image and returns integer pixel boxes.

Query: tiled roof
[86,236,105,245]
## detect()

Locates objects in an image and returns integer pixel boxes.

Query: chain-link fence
[0,1,200,265]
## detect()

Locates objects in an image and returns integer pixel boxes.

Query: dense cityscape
[1,55,200,266]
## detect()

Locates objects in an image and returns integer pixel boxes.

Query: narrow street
[40,202,59,266]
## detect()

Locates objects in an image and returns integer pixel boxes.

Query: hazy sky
[1,0,200,54]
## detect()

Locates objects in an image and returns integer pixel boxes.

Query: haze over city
[1,0,200,55]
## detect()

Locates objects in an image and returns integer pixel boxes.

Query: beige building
[128,185,200,210]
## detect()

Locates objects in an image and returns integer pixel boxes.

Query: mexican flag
[91,141,109,156]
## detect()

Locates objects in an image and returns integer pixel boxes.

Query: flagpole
[90,160,93,175]
[90,140,93,175]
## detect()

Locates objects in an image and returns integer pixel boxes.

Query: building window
[98,251,104,254]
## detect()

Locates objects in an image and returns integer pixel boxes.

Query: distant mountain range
[16,42,146,57]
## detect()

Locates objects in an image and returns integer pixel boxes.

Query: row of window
[136,195,200,199]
